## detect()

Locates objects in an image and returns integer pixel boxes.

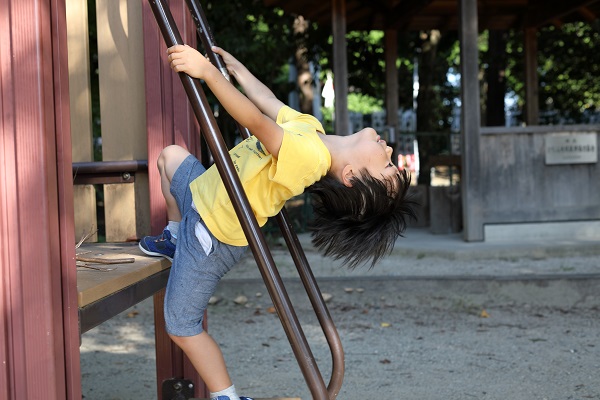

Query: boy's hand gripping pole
[147,1,343,399]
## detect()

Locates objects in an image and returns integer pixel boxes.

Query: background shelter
[265,0,600,241]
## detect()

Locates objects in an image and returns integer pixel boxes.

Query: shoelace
[154,232,169,242]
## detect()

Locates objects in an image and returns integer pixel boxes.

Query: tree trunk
[294,16,314,114]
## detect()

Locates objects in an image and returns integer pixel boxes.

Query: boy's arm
[167,45,284,157]
[212,47,285,121]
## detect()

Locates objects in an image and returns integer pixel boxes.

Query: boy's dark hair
[307,168,417,269]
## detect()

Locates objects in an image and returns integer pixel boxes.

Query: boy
[140,44,415,400]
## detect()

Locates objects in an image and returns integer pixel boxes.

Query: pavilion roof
[263,0,600,31]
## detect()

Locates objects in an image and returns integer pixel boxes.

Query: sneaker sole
[138,242,173,262]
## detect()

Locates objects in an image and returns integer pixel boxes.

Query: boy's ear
[341,165,354,187]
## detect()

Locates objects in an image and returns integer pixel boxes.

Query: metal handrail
[72,160,148,174]
[184,1,345,396]
[146,1,343,399]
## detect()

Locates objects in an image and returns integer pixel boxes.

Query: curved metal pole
[184,1,345,397]
[146,1,329,399]
[275,210,345,397]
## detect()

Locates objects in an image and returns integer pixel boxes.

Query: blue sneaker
[139,229,176,261]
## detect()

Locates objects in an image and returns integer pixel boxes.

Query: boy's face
[350,127,399,186]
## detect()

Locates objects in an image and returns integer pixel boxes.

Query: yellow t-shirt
[190,106,331,246]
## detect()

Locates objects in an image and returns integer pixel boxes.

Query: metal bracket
[162,379,195,400]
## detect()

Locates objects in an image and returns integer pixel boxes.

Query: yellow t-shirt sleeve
[268,131,330,195]
[276,105,325,133]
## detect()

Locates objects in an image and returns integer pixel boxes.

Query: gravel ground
[80,244,600,400]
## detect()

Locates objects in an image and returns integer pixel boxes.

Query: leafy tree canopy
[505,21,600,124]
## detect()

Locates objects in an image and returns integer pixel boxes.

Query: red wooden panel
[50,0,83,397]
[0,0,77,399]
[143,0,201,235]
[142,0,206,397]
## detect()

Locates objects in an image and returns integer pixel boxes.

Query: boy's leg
[157,145,193,222]
[169,332,233,393]
[154,150,249,398]
[164,216,248,398]
[139,145,194,260]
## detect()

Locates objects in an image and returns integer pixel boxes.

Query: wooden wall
[1,0,80,398]
[96,0,150,242]
[67,0,151,243]
[479,126,600,224]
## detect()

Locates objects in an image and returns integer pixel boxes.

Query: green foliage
[537,22,600,122]
[506,21,600,124]
[320,93,384,133]
[347,92,384,114]
[203,1,297,102]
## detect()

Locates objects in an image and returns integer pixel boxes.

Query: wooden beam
[388,0,436,30]
[524,0,600,28]
[385,29,399,133]
[332,0,349,135]
[524,27,539,126]
[459,0,484,241]
[578,6,598,22]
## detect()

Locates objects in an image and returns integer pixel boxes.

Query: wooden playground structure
[3,0,345,398]
[2,0,598,399]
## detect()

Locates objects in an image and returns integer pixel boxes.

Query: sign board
[545,132,597,165]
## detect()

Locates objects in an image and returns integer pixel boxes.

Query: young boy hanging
[139,44,416,400]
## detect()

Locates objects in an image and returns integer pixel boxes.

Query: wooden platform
[77,242,171,333]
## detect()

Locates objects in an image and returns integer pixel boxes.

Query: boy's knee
[158,145,182,166]
[168,332,186,346]
[158,145,191,177]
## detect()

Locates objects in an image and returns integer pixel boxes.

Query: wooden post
[385,29,399,132]
[0,0,79,398]
[96,0,149,242]
[524,27,539,126]
[332,0,349,135]
[459,0,484,241]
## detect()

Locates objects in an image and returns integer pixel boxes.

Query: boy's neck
[319,134,354,182]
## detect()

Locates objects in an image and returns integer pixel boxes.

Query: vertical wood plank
[385,29,399,133]
[96,0,148,241]
[332,0,349,135]
[142,0,205,397]
[385,28,399,165]
[53,0,82,394]
[66,0,97,242]
[524,27,539,126]
[459,0,484,240]
[104,184,137,241]
[0,0,76,398]
[135,172,151,239]
[66,0,93,160]
[142,0,201,235]
[72,185,98,240]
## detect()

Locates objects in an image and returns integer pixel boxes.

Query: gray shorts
[164,154,248,337]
